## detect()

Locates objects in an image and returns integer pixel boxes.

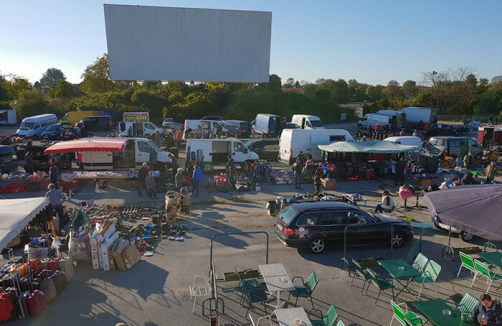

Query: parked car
[79,116,112,131]
[243,139,279,161]
[201,116,223,121]
[162,118,183,131]
[0,146,19,173]
[222,120,252,138]
[274,202,414,253]
[278,122,300,136]
[427,136,483,160]
[431,214,474,242]
[41,123,77,140]
[20,145,73,171]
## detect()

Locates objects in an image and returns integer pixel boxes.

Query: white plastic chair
[189,275,211,313]
[249,313,273,326]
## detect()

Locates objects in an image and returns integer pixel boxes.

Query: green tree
[401,80,417,99]
[4,77,32,99]
[40,68,66,87]
[80,54,122,94]
[0,74,8,101]
[48,80,80,98]
[15,89,49,120]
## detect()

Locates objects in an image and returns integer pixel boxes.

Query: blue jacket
[192,168,202,182]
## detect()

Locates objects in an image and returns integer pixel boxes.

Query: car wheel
[309,237,326,254]
[355,130,362,138]
[460,231,474,242]
[391,232,405,248]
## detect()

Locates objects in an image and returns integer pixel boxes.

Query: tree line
[1,54,501,124]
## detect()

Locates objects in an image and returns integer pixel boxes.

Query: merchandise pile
[270,171,295,185]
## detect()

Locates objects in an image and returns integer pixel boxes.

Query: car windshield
[278,206,299,225]
[243,140,254,149]
[19,122,35,130]
[310,120,324,127]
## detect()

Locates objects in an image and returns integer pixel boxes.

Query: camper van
[0,110,17,126]
[118,122,164,137]
[357,114,391,129]
[16,114,58,139]
[186,139,259,167]
[80,138,172,170]
[183,120,227,139]
[291,115,325,130]
[279,129,354,164]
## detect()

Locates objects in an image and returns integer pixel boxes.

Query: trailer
[478,125,502,147]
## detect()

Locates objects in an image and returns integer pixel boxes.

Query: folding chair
[390,301,423,326]
[472,260,502,294]
[412,260,441,300]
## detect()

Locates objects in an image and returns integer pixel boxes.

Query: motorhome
[16,114,58,139]
[118,122,164,137]
[279,129,354,164]
[291,115,325,129]
[186,139,259,167]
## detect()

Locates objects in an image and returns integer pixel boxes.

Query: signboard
[123,112,149,123]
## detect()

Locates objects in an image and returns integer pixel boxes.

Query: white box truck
[186,139,259,167]
[357,113,392,129]
[291,114,325,129]
[279,129,354,164]
[117,122,164,137]
[376,110,406,128]
[80,138,172,170]
[400,107,439,125]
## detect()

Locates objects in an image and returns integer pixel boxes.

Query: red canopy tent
[44,138,129,154]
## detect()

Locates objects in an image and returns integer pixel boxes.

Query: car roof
[287,201,357,211]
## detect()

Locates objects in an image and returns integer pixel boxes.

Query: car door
[345,210,385,246]
[295,212,330,243]
[136,140,153,164]
[325,211,352,247]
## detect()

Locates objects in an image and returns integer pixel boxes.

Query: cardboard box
[121,245,140,270]
[322,179,336,190]
[113,251,127,271]
[90,238,100,269]
[107,250,115,271]
[111,239,129,271]
[97,235,104,268]
[100,244,110,271]
[417,178,431,187]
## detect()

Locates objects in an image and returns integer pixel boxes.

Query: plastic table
[413,299,472,326]
[409,222,433,253]
[275,307,312,326]
[378,259,421,298]
[478,252,502,270]
[258,263,295,309]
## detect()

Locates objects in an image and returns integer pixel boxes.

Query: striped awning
[317,141,422,154]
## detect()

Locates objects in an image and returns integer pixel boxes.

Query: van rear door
[136,140,154,165]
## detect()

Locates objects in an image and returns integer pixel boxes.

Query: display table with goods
[0,172,49,194]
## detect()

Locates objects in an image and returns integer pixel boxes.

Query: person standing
[313,169,322,197]
[137,162,149,197]
[226,155,235,183]
[297,151,306,167]
[292,158,303,190]
[464,152,475,170]
[45,183,64,231]
[175,168,184,191]
[176,131,182,147]
[489,114,493,125]
[145,171,158,199]
[486,161,497,184]
[49,163,59,190]
[375,190,395,213]
[24,151,34,174]
[395,156,406,186]
[127,126,133,137]
[469,294,502,326]
[169,153,178,177]
[192,164,202,197]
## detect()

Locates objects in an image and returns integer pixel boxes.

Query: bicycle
[206,177,216,193]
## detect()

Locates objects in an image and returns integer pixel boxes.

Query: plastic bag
[68,232,91,262]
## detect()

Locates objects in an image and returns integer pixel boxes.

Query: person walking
[486,161,497,184]
[169,153,178,177]
[24,151,34,174]
[145,171,158,199]
[45,183,64,232]
[292,158,303,190]
[49,163,59,190]
[226,155,235,183]
[395,156,406,186]
[313,169,322,197]
[464,152,475,170]
[175,168,184,191]
[176,131,182,147]
[375,189,395,213]
[137,162,149,197]
[192,164,202,197]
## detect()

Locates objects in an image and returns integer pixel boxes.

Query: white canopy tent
[0,197,49,250]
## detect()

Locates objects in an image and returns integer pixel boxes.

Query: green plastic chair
[288,272,319,309]
[249,313,273,326]
[412,260,441,300]
[366,269,395,305]
[350,259,371,293]
[457,252,476,278]
[473,259,502,294]
[336,320,345,326]
[390,301,423,326]
[445,292,479,316]
[411,253,429,274]
[308,305,338,326]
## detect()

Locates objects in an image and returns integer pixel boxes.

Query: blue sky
[2,0,501,86]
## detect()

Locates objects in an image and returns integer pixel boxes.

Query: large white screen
[104,5,272,82]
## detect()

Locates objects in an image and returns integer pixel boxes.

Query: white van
[186,139,258,167]
[376,110,406,128]
[279,129,354,164]
[80,138,172,170]
[357,113,391,129]
[16,114,58,139]
[291,115,325,129]
[118,122,164,137]
[383,136,423,160]
[183,120,227,139]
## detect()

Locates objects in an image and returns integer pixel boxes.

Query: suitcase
[9,263,29,278]
[48,258,59,271]
[38,269,53,280]
[19,277,32,293]
[1,273,19,289]
[0,292,14,321]
[31,278,42,291]
[3,289,19,321]
[39,278,56,303]
[58,257,74,283]
[18,291,30,318]
[27,290,45,316]
[39,258,49,271]
[29,259,39,272]
[52,271,65,295]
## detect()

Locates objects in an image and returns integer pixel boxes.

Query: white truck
[183,119,227,139]
[291,114,325,129]
[357,113,392,129]
[80,138,172,170]
[279,129,354,164]
[400,107,439,125]
[117,122,164,137]
[186,139,258,167]
[376,110,406,128]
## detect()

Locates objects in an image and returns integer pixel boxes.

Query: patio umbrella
[423,184,502,242]
[44,138,129,154]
